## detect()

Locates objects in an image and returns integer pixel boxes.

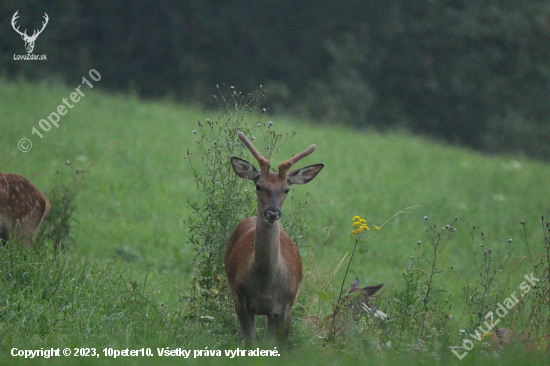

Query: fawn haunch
[0,172,50,247]
[225,131,324,346]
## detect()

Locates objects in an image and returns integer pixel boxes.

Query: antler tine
[40,13,48,31]
[278,144,316,178]
[11,11,27,36]
[237,131,270,176]
[11,10,19,26]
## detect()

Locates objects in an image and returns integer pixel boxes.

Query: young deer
[345,278,387,320]
[306,278,386,334]
[0,172,50,247]
[225,131,324,346]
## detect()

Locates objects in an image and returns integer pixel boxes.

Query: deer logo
[11,10,49,54]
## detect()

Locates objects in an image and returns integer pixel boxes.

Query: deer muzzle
[264,208,281,222]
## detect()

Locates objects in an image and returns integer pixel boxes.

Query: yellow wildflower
[351,215,381,234]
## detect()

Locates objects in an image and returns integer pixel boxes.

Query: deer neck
[253,215,283,277]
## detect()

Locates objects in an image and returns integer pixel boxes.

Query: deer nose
[264,208,281,221]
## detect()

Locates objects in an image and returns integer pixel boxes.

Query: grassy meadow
[0,78,549,365]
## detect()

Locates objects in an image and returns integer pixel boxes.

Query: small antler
[237,131,270,176]
[11,11,27,37]
[11,11,48,41]
[278,144,316,179]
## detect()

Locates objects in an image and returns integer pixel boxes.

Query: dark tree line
[2,0,550,160]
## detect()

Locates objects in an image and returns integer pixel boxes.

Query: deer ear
[231,157,259,180]
[347,278,361,293]
[287,164,324,185]
[363,284,384,298]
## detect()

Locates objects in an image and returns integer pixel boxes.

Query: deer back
[0,172,50,246]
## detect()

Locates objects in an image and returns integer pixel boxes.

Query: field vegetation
[0,79,549,365]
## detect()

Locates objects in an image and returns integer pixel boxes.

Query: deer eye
[255,184,261,191]
[284,188,290,194]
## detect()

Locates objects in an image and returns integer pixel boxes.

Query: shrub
[35,164,84,251]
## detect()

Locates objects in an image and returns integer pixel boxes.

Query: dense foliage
[2,0,550,159]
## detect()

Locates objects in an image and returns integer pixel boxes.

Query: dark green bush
[2,0,550,159]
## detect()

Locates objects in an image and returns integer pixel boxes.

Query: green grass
[1,78,549,365]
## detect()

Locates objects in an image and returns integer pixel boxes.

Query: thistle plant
[457,222,520,340]
[390,216,456,348]
[519,217,550,344]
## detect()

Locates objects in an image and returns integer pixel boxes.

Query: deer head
[11,11,49,54]
[231,131,324,222]
[346,278,387,319]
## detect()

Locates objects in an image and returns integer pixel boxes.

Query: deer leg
[266,314,280,343]
[13,217,33,247]
[0,223,8,245]
[281,307,293,345]
[266,308,292,347]
[235,298,257,347]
